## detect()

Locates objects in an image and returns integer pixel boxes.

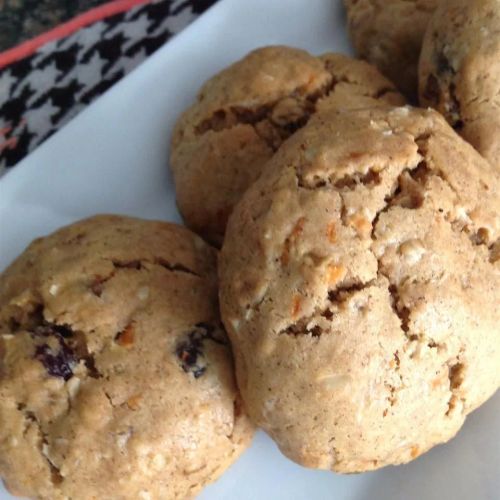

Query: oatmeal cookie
[0,215,253,499]
[219,106,500,472]
[344,0,438,100]
[419,0,500,170]
[170,45,404,246]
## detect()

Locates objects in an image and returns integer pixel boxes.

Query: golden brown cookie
[219,106,500,472]
[170,45,405,246]
[344,0,438,100]
[0,215,253,500]
[419,0,500,170]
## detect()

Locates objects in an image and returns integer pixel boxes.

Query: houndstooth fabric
[0,0,217,174]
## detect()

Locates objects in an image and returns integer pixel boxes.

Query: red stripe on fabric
[0,137,18,154]
[0,0,152,69]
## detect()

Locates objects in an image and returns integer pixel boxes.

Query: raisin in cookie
[0,215,253,500]
[344,0,438,100]
[419,0,500,170]
[219,106,500,472]
[170,45,405,246]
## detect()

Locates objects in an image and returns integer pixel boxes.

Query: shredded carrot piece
[116,323,134,347]
[281,217,306,266]
[127,394,142,410]
[291,295,302,317]
[327,264,346,285]
[431,376,442,389]
[326,222,337,243]
[349,213,371,237]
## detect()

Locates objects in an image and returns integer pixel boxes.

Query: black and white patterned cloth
[0,0,217,174]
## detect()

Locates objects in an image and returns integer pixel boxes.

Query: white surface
[0,0,498,498]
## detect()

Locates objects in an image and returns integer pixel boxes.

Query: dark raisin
[34,342,75,381]
[176,335,207,378]
[31,322,77,380]
[33,322,73,339]
[51,323,73,338]
[175,323,229,377]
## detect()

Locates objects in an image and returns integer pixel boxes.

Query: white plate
[0,0,498,498]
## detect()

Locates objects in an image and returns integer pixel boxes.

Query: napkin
[0,0,217,174]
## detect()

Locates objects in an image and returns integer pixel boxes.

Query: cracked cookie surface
[0,215,253,500]
[344,0,438,100]
[219,106,500,472]
[170,45,405,246]
[419,0,500,171]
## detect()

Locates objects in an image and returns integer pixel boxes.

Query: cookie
[170,45,405,246]
[419,0,500,170]
[344,0,438,100]
[219,106,500,472]
[0,215,253,500]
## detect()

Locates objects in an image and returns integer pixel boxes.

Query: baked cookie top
[0,215,253,500]
[344,0,438,100]
[219,105,500,472]
[419,0,500,171]
[170,45,404,246]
